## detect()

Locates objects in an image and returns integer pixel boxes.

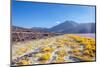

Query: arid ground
[12,34,96,66]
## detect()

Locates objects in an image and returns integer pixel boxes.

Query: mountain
[49,21,95,33]
[12,20,96,34]
[50,21,78,33]
[49,20,78,33]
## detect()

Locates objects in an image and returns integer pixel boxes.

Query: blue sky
[12,0,95,28]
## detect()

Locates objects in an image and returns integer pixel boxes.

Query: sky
[12,0,96,28]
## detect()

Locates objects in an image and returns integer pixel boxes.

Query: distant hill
[49,21,95,33]
[71,23,96,33]
[12,20,96,34]
[12,26,49,33]
[31,27,49,33]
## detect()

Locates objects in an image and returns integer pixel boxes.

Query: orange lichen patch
[71,49,81,56]
[56,49,67,57]
[67,34,95,61]
[38,52,52,63]
[41,47,51,52]
[56,38,66,45]
[41,46,54,53]
[83,49,90,55]
[83,49,95,57]
[55,56,65,63]
[73,55,94,62]
[19,47,28,53]
[41,52,51,60]
[19,60,30,65]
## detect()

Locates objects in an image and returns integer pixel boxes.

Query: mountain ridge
[12,20,95,33]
